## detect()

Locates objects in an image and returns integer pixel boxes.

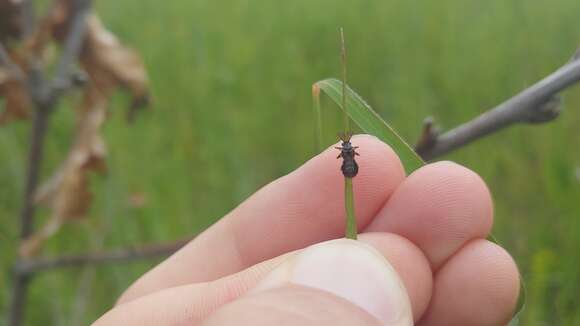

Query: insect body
[336,133,360,178]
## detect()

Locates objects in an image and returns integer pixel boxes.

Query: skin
[93,135,520,325]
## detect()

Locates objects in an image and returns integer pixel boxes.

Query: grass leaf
[313,78,424,174]
[344,178,357,239]
[312,84,323,152]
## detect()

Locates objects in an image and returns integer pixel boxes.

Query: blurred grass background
[1,0,580,324]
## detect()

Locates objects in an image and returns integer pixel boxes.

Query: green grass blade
[314,78,424,174]
[312,85,323,152]
[344,178,357,240]
[509,283,526,326]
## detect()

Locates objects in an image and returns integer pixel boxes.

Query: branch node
[47,69,87,100]
[523,95,562,124]
[415,116,440,155]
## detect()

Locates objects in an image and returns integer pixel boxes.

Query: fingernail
[253,239,413,325]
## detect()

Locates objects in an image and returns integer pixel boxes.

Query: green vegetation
[1,0,580,324]
[315,79,424,173]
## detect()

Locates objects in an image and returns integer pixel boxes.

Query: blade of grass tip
[312,84,323,152]
[340,27,350,134]
[340,27,357,240]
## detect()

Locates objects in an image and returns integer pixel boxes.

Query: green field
[2,0,580,324]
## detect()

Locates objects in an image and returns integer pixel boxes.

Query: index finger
[118,135,406,304]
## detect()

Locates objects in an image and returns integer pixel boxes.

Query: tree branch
[19,0,36,38]
[15,239,190,275]
[8,77,51,326]
[44,0,92,106]
[9,1,93,325]
[416,52,580,160]
[8,274,30,326]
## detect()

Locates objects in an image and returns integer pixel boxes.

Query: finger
[362,233,432,320]
[364,161,493,269]
[94,256,288,326]
[119,135,405,303]
[202,286,383,326]
[417,239,520,326]
[94,235,430,325]
[210,240,413,326]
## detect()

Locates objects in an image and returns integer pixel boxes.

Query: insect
[335,132,360,178]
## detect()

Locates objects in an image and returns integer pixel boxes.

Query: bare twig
[8,274,30,326]
[416,53,580,160]
[46,0,92,104]
[18,109,50,241]
[15,239,189,275]
[8,1,93,325]
[6,0,39,321]
[19,0,46,105]
[19,0,36,38]
[414,116,439,155]
[8,59,51,326]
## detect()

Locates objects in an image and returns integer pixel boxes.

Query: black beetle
[335,133,360,178]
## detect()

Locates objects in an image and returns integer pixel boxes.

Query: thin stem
[8,1,93,325]
[9,106,50,326]
[15,239,189,275]
[18,108,50,242]
[344,178,357,240]
[20,0,36,38]
[46,0,92,105]
[340,27,349,134]
[312,85,323,152]
[339,28,357,240]
[8,274,31,326]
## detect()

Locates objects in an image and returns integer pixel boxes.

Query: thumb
[202,239,413,326]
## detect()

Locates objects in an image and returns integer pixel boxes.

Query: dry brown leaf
[3,1,150,125]
[0,65,31,125]
[0,0,55,125]
[0,0,23,42]
[48,2,151,113]
[20,83,107,257]
[81,14,150,120]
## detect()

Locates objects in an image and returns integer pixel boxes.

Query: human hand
[93,135,520,325]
